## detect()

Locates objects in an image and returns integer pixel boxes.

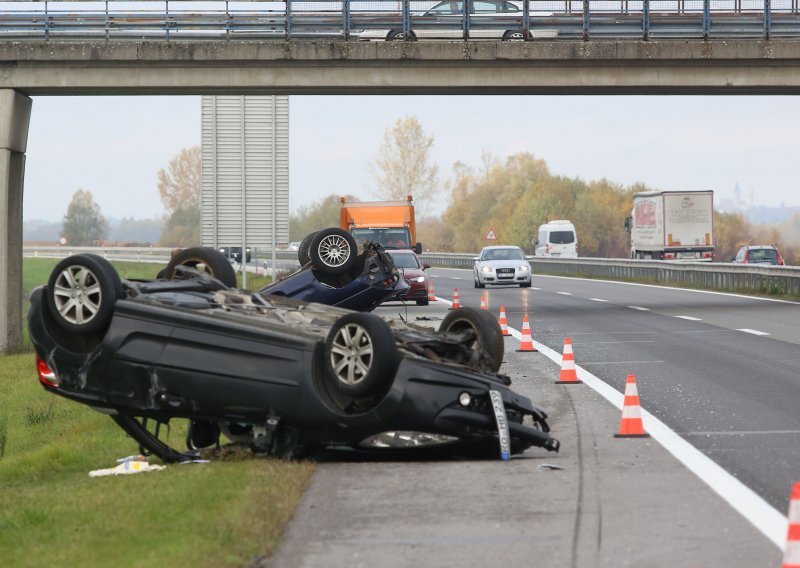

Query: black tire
[298,231,318,266]
[324,313,399,397]
[309,228,359,275]
[387,29,417,41]
[439,307,504,373]
[46,254,123,335]
[520,281,532,288]
[474,274,485,289]
[416,298,429,306]
[162,247,237,288]
[502,29,527,41]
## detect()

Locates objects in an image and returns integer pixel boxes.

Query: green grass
[1,260,312,566]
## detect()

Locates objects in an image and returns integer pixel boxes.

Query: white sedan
[473,245,532,288]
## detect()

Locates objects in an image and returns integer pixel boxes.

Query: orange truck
[339,195,421,254]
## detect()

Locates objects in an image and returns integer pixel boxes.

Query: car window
[481,248,525,261]
[748,248,778,261]
[502,1,520,11]
[549,231,575,244]
[389,252,421,269]
[473,1,500,13]
[429,1,461,14]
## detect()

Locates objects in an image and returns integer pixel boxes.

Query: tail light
[778,254,785,266]
[703,252,712,258]
[664,253,675,259]
[36,356,59,388]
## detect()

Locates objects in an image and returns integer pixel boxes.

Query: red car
[387,249,431,306]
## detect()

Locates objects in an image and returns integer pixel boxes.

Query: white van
[534,220,578,258]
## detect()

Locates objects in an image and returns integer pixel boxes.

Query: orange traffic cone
[450,288,461,310]
[428,281,437,302]
[784,482,800,568]
[515,314,537,352]
[480,294,488,310]
[498,306,509,336]
[554,338,582,384]
[614,375,650,438]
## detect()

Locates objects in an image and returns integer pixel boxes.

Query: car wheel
[162,247,237,288]
[298,231,318,266]
[416,298,429,306]
[387,29,417,41]
[46,254,124,335]
[520,281,532,288]
[439,307,504,373]
[474,275,485,289]
[502,30,527,41]
[309,228,359,275]
[324,313,399,397]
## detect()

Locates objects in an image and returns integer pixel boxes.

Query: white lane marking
[531,287,542,291]
[556,292,573,296]
[581,360,664,364]
[684,430,800,436]
[505,326,787,549]
[534,273,800,305]
[674,315,703,321]
[627,305,650,311]
[737,328,770,336]
[590,298,608,302]
[578,340,656,344]
[450,277,463,280]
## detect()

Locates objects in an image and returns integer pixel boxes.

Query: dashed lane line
[581,360,664,364]
[627,306,650,311]
[674,316,703,321]
[738,328,770,336]
[556,292,573,296]
[590,298,608,302]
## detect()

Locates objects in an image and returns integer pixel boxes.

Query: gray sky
[23,95,800,222]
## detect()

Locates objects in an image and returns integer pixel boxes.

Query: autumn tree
[289,194,358,241]
[62,189,109,246]
[369,116,439,217]
[157,146,201,246]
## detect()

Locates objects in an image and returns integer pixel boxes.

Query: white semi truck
[624,190,714,261]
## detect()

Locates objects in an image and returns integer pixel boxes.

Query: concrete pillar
[0,90,32,354]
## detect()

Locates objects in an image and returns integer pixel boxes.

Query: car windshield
[749,248,778,261]
[549,231,575,244]
[389,252,421,269]
[481,248,525,261]
[351,228,411,249]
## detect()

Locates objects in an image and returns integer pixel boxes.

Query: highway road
[428,267,800,514]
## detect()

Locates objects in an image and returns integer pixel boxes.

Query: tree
[157,146,201,246]
[369,116,439,217]
[62,189,109,246]
[289,194,358,241]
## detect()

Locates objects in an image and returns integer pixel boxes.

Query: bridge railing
[0,0,798,41]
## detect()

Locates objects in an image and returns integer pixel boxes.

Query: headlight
[518,265,529,271]
[410,276,425,283]
[481,266,492,273]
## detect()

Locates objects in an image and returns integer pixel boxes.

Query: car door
[421,0,463,39]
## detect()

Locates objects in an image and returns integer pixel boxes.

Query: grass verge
[1,260,311,566]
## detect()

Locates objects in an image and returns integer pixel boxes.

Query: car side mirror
[422,263,431,270]
[415,242,422,255]
[624,217,632,232]
[473,256,480,262]
[533,239,539,246]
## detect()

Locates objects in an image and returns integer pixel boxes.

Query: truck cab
[340,196,422,254]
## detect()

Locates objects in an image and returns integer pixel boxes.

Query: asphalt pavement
[268,276,790,567]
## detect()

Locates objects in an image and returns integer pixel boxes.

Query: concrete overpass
[3,38,800,351]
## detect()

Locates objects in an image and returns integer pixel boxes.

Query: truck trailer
[339,196,421,254]
[624,190,714,261]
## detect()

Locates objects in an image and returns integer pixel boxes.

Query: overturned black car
[29,250,560,462]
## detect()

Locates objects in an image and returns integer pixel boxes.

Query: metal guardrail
[419,252,800,296]
[23,246,800,296]
[1,0,799,42]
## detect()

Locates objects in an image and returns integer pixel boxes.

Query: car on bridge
[473,245,532,288]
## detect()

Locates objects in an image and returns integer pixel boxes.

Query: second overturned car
[29,250,560,462]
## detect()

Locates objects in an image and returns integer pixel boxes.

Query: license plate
[489,390,511,461]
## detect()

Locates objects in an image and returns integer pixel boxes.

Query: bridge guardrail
[418,252,800,297]
[1,0,799,42]
[23,246,800,296]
